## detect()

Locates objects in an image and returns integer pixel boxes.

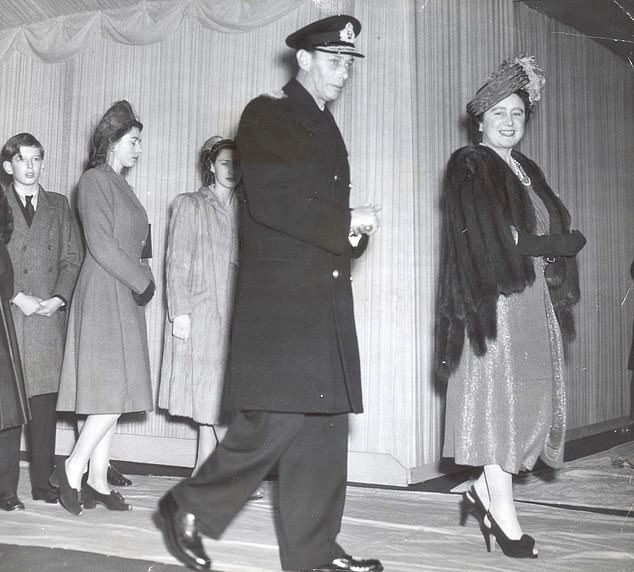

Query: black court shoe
[49,463,83,516]
[84,484,131,511]
[107,463,132,487]
[158,492,211,571]
[302,555,384,572]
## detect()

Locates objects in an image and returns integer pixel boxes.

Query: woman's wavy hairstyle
[469,89,532,144]
[200,137,238,186]
[87,100,143,171]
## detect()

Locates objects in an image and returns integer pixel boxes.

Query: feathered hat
[466,54,545,117]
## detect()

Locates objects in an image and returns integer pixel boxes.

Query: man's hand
[12,292,44,316]
[350,203,381,236]
[36,297,65,317]
[173,314,191,340]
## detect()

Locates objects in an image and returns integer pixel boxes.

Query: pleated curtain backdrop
[0,0,632,485]
[412,0,517,473]
[514,2,634,434]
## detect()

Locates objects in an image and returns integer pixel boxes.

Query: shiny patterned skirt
[443,257,566,474]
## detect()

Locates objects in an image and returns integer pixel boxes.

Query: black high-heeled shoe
[83,484,131,511]
[49,462,83,516]
[482,510,538,558]
[466,486,488,514]
[460,485,487,525]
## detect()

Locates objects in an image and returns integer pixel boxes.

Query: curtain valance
[0,0,305,63]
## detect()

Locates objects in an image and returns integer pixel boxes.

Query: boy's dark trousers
[0,392,57,495]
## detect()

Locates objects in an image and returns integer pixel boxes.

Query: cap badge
[339,22,356,43]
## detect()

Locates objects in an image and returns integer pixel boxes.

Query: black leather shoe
[107,463,132,487]
[158,492,211,571]
[32,487,60,504]
[84,484,131,511]
[0,493,25,511]
[302,555,384,572]
[49,463,83,516]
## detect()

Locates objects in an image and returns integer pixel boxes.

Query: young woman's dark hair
[87,100,143,171]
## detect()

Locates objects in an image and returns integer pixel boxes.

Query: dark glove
[517,229,586,257]
[132,280,155,306]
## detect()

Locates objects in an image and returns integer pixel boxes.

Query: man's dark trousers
[170,410,349,570]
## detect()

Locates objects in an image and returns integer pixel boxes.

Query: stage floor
[1,441,633,572]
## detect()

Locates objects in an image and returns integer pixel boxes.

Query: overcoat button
[332,269,339,278]
[334,174,338,181]
[320,394,324,398]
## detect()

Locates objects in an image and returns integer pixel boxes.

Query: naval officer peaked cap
[285,15,364,58]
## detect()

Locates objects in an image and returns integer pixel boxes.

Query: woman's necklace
[508,156,531,187]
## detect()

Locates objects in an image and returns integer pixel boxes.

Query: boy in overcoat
[1,133,83,509]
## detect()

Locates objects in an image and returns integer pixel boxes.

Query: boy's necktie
[25,195,34,226]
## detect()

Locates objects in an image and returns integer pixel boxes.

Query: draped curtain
[0,0,306,62]
[0,0,632,484]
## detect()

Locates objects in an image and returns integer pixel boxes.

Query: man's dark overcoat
[227,78,368,414]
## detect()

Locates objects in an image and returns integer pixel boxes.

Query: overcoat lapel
[27,186,55,240]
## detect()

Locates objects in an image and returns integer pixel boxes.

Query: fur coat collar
[434,145,580,382]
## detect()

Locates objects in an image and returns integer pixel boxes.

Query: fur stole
[434,145,580,383]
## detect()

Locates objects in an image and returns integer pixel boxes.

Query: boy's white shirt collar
[13,183,40,209]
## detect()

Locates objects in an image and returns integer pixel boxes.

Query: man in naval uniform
[158,15,381,572]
